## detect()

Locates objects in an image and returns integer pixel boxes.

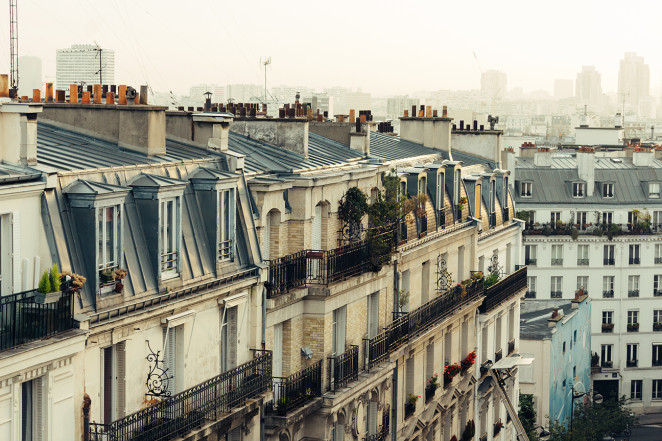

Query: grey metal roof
[520,301,574,340]
[0,163,42,183]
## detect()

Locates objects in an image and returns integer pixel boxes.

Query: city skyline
[1,0,662,97]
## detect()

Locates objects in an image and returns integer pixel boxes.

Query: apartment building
[513,142,662,414]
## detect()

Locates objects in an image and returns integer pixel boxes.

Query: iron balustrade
[269,360,322,415]
[89,351,271,441]
[0,289,75,351]
[604,258,615,266]
[551,291,562,298]
[525,258,537,266]
[479,267,527,313]
[655,290,662,297]
[603,290,614,298]
[218,239,233,261]
[656,257,662,264]
[365,283,484,368]
[629,257,641,265]
[328,345,359,392]
[266,230,396,298]
[551,259,563,266]
[577,259,589,266]
[628,290,640,297]
[524,223,662,237]
[524,291,536,299]
[364,412,390,441]
[626,359,638,368]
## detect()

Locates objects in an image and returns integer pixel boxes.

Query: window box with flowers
[627,323,640,332]
[602,323,614,333]
[461,351,477,372]
[444,363,462,386]
[405,393,419,419]
[425,374,439,402]
[654,322,662,331]
[493,420,504,437]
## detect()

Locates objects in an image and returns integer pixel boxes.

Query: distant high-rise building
[343,91,371,114]
[480,70,507,98]
[18,56,42,96]
[56,44,115,90]
[189,84,226,104]
[272,85,314,103]
[226,84,262,103]
[553,79,573,100]
[386,95,420,118]
[618,52,650,109]
[575,66,602,108]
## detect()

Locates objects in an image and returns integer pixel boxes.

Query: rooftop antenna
[262,56,271,102]
[9,0,19,98]
[93,41,103,86]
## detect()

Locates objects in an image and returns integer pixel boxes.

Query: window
[454,169,461,203]
[526,276,536,298]
[573,182,586,197]
[627,344,638,367]
[628,210,638,226]
[436,173,445,227]
[551,276,562,298]
[654,345,662,366]
[602,311,613,324]
[603,276,614,298]
[629,244,640,265]
[650,182,660,198]
[367,292,379,338]
[562,341,566,353]
[601,344,613,367]
[218,189,236,261]
[503,177,509,208]
[550,212,561,225]
[21,378,45,441]
[603,245,615,265]
[160,198,180,277]
[97,205,121,279]
[656,244,662,264]
[628,275,640,297]
[602,212,613,224]
[576,211,588,230]
[628,310,639,332]
[521,181,532,197]
[220,306,238,373]
[101,342,126,423]
[631,380,642,400]
[525,245,537,266]
[654,380,662,399]
[603,183,614,198]
[577,245,589,265]
[655,310,662,325]
[577,276,588,294]
[475,183,481,218]
[655,211,662,230]
[551,244,563,266]
[332,306,347,357]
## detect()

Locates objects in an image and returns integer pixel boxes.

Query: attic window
[98,205,122,280]
[603,183,614,198]
[520,182,532,197]
[650,183,660,199]
[572,182,585,198]
[160,197,180,277]
[219,189,236,262]
[475,183,481,218]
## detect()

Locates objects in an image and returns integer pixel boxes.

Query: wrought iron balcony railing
[603,290,614,298]
[629,257,641,265]
[550,291,562,298]
[524,291,536,299]
[577,258,589,266]
[89,351,271,441]
[604,258,615,266]
[479,267,527,313]
[0,289,75,352]
[328,345,359,392]
[656,257,662,264]
[525,258,537,266]
[551,258,563,266]
[628,290,640,297]
[268,360,322,415]
[524,222,662,236]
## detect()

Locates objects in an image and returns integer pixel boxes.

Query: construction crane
[9,0,19,97]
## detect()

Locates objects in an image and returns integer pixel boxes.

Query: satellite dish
[126,86,137,100]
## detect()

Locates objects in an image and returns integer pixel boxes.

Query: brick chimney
[230,115,309,158]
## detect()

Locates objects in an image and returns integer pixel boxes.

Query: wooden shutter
[273,323,283,378]
[229,427,242,441]
[228,307,238,369]
[33,378,44,441]
[336,307,346,355]
[164,327,177,394]
[367,402,377,436]
[368,293,379,338]
[262,215,270,261]
[12,212,19,293]
[116,342,126,418]
[312,205,322,250]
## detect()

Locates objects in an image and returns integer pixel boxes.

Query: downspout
[262,286,267,350]
[392,359,398,441]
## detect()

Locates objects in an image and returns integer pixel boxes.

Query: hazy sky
[1,0,661,97]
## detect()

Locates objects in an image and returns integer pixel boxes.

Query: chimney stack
[633,146,653,167]
[576,146,595,196]
[533,147,552,167]
[0,74,8,98]
[0,86,43,165]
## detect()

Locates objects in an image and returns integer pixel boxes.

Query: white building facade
[55,44,115,90]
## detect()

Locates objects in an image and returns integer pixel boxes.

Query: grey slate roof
[515,156,662,205]
[0,163,42,183]
[520,301,574,340]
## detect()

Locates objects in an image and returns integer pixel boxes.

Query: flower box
[35,291,62,305]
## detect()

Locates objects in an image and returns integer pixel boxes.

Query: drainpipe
[392,359,398,441]
[262,286,267,350]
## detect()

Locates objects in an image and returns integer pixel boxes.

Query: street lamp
[570,385,603,440]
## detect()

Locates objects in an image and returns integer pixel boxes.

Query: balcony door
[0,213,14,296]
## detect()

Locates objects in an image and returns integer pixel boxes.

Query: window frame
[650,182,661,199]
[603,182,614,198]
[631,380,642,400]
[520,181,532,197]
[160,196,181,279]
[218,189,236,262]
[572,182,586,198]
[653,379,662,400]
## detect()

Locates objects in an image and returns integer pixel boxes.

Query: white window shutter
[228,307,238,369]
[12,212,19,293]
[426,345,434,378]
[116,342,126,418]
[367,402,377,436]
[34,378,44,441]
[368,293,379,338]
[273,323,283,378]
[336,307,346,355]
[406,359,415,395]
[262,215,270,261]
[164,327,177,394]
[229,427,242,441]
[312,205,322,250]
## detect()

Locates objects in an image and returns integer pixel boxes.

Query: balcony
[0,289,75,352]
[478,266,527,313]
[524,291,536,299]
[601,360,613,368]
[577,258,589,266]
[525,258,537,266]
[550,291,562,299]
[366,282,484,369]
[626,359,638,368]
[604,258,615,266]
[627,323,639,332]
[656,257,662,264]
[628,290,640,297]
[629,257,641,265]
[364,413,389,441]
[508,339,516,355]
[268,360,322,416]
[266,229,395,298]
[328,345,359,392]
[551,258,563,266]
[655,290,662,297]
[89,351,272,441]
[495,349,503,363]
[601,323,614,333]
[655,323,662,332]
[602,290,614,298]
[524,222,662,237]
[653,359,662,367]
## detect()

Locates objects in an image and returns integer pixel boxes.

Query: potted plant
[100,268,116,286]
[462,420,476,441]
[654,322,662,331]
[602,322,614,332]
[405,393,419,417]
[627,322,639,332]
[114,268,128,293]
[494,420,504,436]
[444,363,462,384]
[575,287,585,299]
[426,374,439,401]
[61,271,87,293]
[35,264,63,304]
[461,351,477,371]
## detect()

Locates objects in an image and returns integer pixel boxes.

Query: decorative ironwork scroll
[436,254,453,292]
[487,250,503,278]
[145,340,173,398]
[339,221,363,244]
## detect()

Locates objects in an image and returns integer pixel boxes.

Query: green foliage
[570,227,579,240]
[519,393,538,440]
[462,420,476,441]
[484,271,500,288]
[547,395,636,441]
[50,264,61,292]
[516,210,530,222]
[337,187,368,227]
[37,270,52,294]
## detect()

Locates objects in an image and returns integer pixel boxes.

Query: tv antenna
[262,56,271,102]
[9,0,19,97]
[93,41,103,86]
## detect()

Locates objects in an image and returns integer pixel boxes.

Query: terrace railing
[328,345,359,392]
[0,289,75,351]
[89,351,271,441]
[268,360,322,415]
[479,267,527,313]
[524,222,662,237]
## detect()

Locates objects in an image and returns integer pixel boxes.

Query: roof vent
[610,158,623,163]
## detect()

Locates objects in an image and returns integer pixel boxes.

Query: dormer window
[650,183,660,198]
[521,182,532,197]
[218,189,236,261]
[475,183,482,218]
[454,169,461,202]
[490,180,496,213]
[436,173,445,227]
[603,183,614,198]
[98,205,121,278]
[503,177,509,208]
[573,182,585,198]
[160,197,180,276]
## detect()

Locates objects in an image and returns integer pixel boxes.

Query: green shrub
[37,270,51,294]
[484,272,500,288]
[49,264,61,292]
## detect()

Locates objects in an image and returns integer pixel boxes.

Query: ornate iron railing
[268,360,322,415]
[0,289,75,351]
[479,267,527,313]
[89,351,271,441]
[524,222,662,236]
[328,345,359,392]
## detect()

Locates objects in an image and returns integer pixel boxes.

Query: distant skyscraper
[575,66,602,108]
[226,84,262,103]
[386,95,420,118]
[189,84,225,104]
[18,56,42,96]
[618,52,650,108]
[56,44,115,90]
[480,70,507,98]
[553,79,573,100]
